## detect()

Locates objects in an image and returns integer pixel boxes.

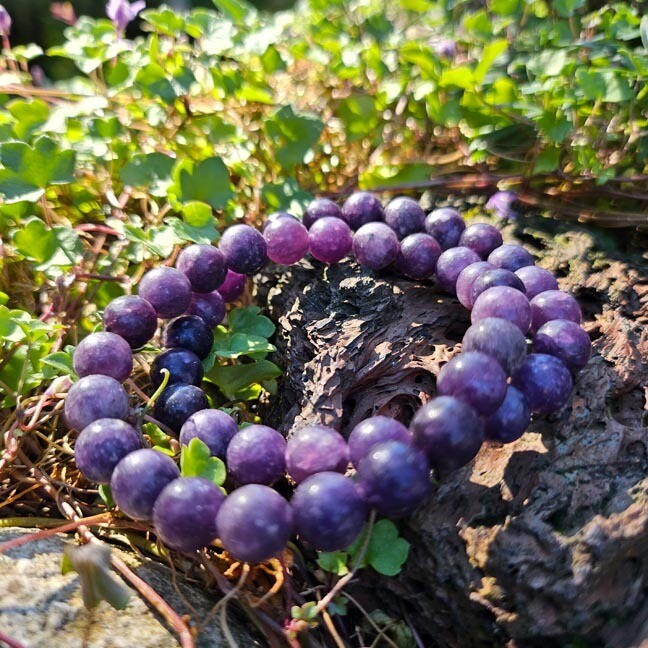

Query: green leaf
[62,543,130,610]
[141,8,186,35]
[536,110,572,143]
[335,94,381,142]
[41,350,76,378]
[143,422,172,450]
[170,157,234,210]
[641,16,648,52]
[264,106,323,169]
[475,40,508,84]
[262,179,313,216]
[526,50,568,77]
[553,0,585,18]
[205,360,282,401]
[439,66,476,90]
[8,99,50,140]
[210,329,276,360]
[13,218,83,270]
[576,69,633,103]
[359,163,433,190]
[98,484,115,508]
[317,551,350,576]
[533,146,561,174]
[181,437,228,482]
[347,519,410,576]
[229,306,275,337]
[120,153,175,197]
[291,601,319,623]
[0,136,76,203]
[212,0,254,24]
[489,0,522,15]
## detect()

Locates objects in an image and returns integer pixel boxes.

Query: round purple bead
[176,244,227,293]
[111,449,180,521]
[352,222,400,271]
[263,217,310,265]
[461,317,527,375]
[471,286,532,333]
[291,472,367,552]
[341,192,384,230]
[356,441,430,517]
[285,425,348,484]
[533,319,591,373]
[470,268,526,304]
[180,409,239,459]
[103,295,158,349]
[458,223,503,258]
[226,425,286,486]
[186,291,226,328]
[488,244,535,272]
[139,267,192,319]
[153,477,224,552]
[530,290,582,333]
[424,208,465,250]
[483,386,530,444]
[456,261,495,309]
[512,353,573,415]
[410,396,484,471]
[303,198,341,229]
[515,266,558,300]
[219,224,267,275]
[216,485,293,563]
[73,332,133,383]
[75,418,141,484]
[308,216,353,264]
[262,211,298,232]
[437,351,508,415]
[217,269,246,303]
[435,246,481,294]
[396,233,442,280]
[348,416,412,467]
[383,197,425,240]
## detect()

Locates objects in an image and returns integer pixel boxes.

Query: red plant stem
[0,631,29,648]
[16,453,196,648]
[75,224,122,237]
[0,513,112,554]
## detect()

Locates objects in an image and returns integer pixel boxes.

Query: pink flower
[0,5,12,36]
[486,191,518,219]
[432,39,456,59]
[106,0,145,34]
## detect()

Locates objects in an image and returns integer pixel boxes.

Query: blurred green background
[4,0,295,49]
[3,0,296,78]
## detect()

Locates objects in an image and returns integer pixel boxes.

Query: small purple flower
[486,191,518,220]
[0,5,12,36]
[106,0,145,34]
[432,38,456,59]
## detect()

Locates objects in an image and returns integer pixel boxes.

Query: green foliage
[317,519,411,577]
[180,437,227,486]
[61,543,131,610]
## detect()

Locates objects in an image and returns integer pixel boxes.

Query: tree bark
[256,206,648,647]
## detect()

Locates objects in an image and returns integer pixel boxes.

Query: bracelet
[63,191,591,561]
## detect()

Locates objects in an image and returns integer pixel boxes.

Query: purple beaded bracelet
[65,192,591,563]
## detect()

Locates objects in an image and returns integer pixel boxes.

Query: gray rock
[0,528,260,648]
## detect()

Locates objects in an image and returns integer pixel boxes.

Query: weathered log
[256,204,648,646]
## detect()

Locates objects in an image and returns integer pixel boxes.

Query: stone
[0,528,260,648]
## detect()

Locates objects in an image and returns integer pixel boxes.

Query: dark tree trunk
[256,206,648,647]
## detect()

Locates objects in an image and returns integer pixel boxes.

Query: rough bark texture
[256,205,648,647]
